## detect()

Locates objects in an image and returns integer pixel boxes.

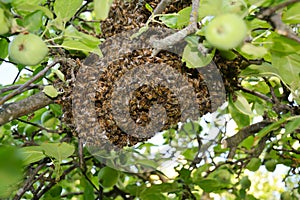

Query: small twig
[0,58,17,65]
[237,85,273,103]
[151,0,200,55]
[153,0,172,15]
[35,163,78,199]
[257,0,300,18]
[263,77,278,103]
[78,137,86,171]
[0,59,63,105]
[14,163,47,200]
[0,84,41,95]
[17,118,61,133]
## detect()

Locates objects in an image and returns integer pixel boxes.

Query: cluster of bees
[59,0,242,148]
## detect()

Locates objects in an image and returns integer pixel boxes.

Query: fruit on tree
[205,13,247,50]
[240,176,251,189]
[24,124,39,135]
[41,111,56,128]
[8,33,48,66]
[265,159,277,172]
[98,166,120,188]
[280,191,292,200]
[212,169,231,184]
[246,158,261,172]
[0,8,9,35]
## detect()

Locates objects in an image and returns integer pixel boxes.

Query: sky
[0,62,20,85]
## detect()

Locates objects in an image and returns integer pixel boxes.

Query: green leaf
[83,179,95,200]
[136,159,159,169]
[182,36,214,68]
[239,136,254,150]
[239,43,268,59]
[0,38,8,64]
[20,146,46,165]
[228,94,250,128]
[12,2,53,19]
[21,10,44,33]
[62,26,102,56]
[43,85,59,98]
[145,3,153,13]
[199,0,247,18]
[49,104,63,117]
[232,92,253,115]
[52,68,65,82]
[159,13,179,29]
[198,0,223,19]
[94,0,113,20]
[0,146,24,198]
[282,2,300,24]
[141,183,178,197]
[197,178,221,192]
[61,40,102,57]
[176,6,192,28]
[271,53,300,93]
[40,142,75,162]
[284,117,300,135]
[271,36,300,54]
[54,0,83,23]
[141,193,166,200]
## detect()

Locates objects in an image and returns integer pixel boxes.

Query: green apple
[24,124,39,134]
[98,166,120,188]
[280,191,292,200]
[212,169,231,184]
[41,111,56,128]
[8,33,48,66]
[265,159,277,172]
[246,158,261,172]
[205,13,247,50]
[0,8,9,35]
[240,176,251,189]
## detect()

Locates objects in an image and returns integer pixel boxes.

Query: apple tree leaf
[94,0,113,20]
[20,146,46,165]
[40,142,75,162]
[43,85,59,98]
[54,0,83,23]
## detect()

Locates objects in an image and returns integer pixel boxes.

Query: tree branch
[153,0,172,15]
[258,0,300,18]
[225,121,272,159]
[0,59,63,105]
[237,85,273,103]
[151,0,200,55]
[0,84,41,94]
[0,92,53,126]
[257,0,300,44]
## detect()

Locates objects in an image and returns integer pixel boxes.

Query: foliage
[0,0,300,199]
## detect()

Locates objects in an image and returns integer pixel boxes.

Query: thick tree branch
[257,0,300,44]
[225,121,272,159]
[153,0,172,15]
[151,0,200,55]
[0,92,53,126]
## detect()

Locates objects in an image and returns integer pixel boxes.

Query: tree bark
[0,92,53,126]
